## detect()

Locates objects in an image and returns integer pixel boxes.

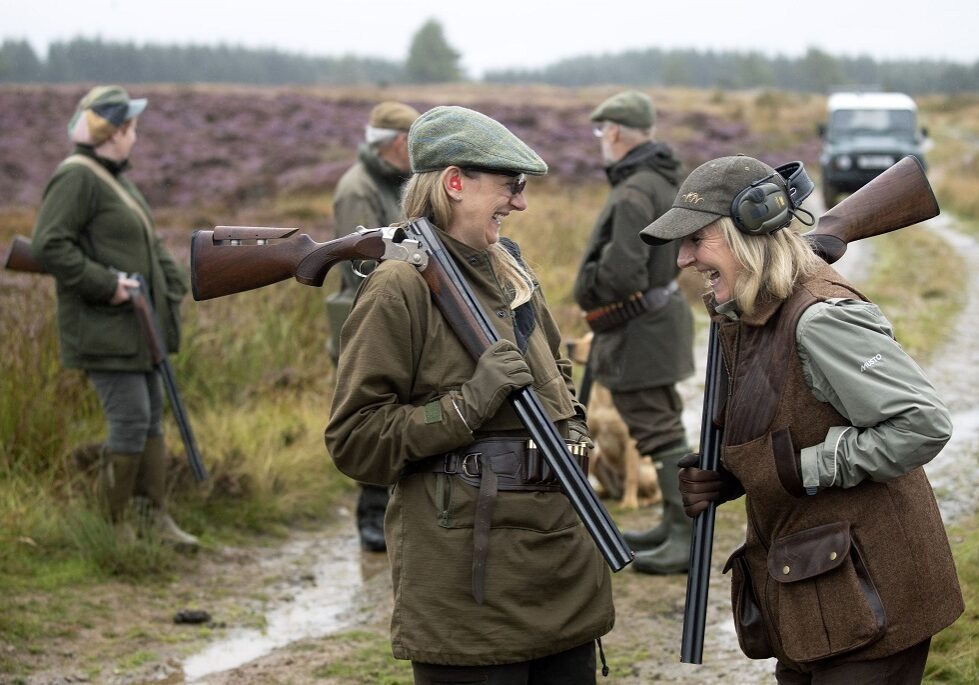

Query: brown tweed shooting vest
[716,263,962,667]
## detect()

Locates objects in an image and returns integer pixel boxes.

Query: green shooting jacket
[31,147,187,372]
[325,229,614,665]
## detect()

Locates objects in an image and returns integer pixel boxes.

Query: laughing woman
[326,106,614,684]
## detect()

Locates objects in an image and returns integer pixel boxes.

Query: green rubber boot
[632,450,692,575]
[136,436,200,552]
[622,445,688,552]
[99,449,140,543]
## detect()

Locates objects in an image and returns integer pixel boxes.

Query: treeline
[486,47,979,94]
[0,38,405,85]
[2,37,978,93]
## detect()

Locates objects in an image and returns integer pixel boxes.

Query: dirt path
[14,215,978,685]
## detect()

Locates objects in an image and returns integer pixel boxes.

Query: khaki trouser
[411,641,596,685]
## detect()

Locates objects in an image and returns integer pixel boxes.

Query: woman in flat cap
[31,86,198,550]
[327,106,614,683]
[640,155,961,683]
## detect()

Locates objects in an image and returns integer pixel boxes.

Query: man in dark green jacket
[328,101,419,552]
[573,91,695,574]
[32,86,197,550]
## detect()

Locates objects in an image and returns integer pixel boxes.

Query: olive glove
[677,452,745,518]
[456,339,534,431]
[568,416,594,449]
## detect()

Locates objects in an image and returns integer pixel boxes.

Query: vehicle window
[830,109,915,134]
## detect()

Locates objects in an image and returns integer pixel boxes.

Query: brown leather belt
[403,437,590,605]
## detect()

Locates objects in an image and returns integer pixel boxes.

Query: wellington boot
[100,450,141,522]
[632,523,692,575]
[151,510,201,553]
[356,485,389,553]
[622,446,688,552]
[136,435,168,508]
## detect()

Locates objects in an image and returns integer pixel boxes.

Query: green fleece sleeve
[796,299,952,490]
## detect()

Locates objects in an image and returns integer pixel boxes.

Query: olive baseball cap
[408,105,547,176]
[67,85,147,146]
[640,155,779,245]
[590,90,655,129]
[369,101,420,132]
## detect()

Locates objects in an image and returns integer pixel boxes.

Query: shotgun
[191,220,635,572]
[2,239,209,483]
[680,155,940,664]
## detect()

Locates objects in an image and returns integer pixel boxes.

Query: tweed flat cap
[369,101,420,132]
[408,106,547,176]
[640,155,779,245]
[67,85,147,146]
[590,91,655,129]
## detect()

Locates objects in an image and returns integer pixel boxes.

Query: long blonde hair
[714,217,822,315]
[401,169,536,308]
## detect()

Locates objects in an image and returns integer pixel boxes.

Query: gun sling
[403,437,590,605]
[584,281,679,333]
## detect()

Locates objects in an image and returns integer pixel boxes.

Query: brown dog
[566,333,661,510]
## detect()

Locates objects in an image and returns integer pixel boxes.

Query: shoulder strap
[60,154,154,237]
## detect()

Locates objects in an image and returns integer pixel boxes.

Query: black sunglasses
[504,174,527,197]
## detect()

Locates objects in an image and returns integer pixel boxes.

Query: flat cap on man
[590,90,655,129]
[408,105,548,176]
[369,101,420,132]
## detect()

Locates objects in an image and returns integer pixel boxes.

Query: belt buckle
[461,452,482,478]
[442,453,457,474]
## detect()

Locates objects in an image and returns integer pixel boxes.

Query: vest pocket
[723,542,774,659]
[767,521,886,663]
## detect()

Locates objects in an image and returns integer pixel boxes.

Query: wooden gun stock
[191,226,386,301]
[3,235,45,273]
[804,156,939,264]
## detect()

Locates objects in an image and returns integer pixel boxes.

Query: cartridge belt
[584,280,679,333]
[404,437,590,492]
[403,436,590,605]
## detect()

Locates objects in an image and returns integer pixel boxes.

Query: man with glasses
[573,90,696,574]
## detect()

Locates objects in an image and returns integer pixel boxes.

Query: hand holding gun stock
[681,156,940,664]
[2,238,208,483]
[191,220,634,572]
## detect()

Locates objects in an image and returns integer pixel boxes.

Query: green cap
[67,85,147,146]
[408,105,547,176]
[369,101,420,131]
[640,155,779,245]
[590,90,655,129]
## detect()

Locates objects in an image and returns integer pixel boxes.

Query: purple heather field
[0,86,820,213]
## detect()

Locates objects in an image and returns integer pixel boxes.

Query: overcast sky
[4,0,977,76]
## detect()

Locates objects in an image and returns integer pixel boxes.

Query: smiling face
[444,168,528,250]
[677,220,743,305]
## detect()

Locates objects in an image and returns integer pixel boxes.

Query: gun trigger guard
[381,226,429,270]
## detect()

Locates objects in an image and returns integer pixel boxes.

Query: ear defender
[731,180,792,235]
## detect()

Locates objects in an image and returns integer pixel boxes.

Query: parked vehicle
[819,92,928,207]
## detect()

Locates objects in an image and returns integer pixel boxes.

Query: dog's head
[564,331,594,366]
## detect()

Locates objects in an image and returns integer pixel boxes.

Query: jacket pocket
[768,521,886,663]
[723,542,774,659]
[78,304,140,357]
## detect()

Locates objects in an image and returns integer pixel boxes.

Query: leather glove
[457,339,534,430]
[677,452,744,518]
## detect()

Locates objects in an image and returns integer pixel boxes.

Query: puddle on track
[182,528,381,682]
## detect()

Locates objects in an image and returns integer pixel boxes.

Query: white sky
[3,0,976,77]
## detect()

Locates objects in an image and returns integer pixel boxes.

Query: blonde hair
[401,169,536,308]
[713,217,822,315]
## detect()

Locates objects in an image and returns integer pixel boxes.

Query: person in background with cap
[326,106,613,683]
[572,90,695,574]
[31,86,198,551]
[640,154,961,683]
[328,100,420,553]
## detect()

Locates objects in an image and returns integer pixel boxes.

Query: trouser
[411,641,597,685]
[775,638,931,685]
[608,384,686,457]
[87,370,164,453]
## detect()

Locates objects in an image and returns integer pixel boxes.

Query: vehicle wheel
[822,180,839,208]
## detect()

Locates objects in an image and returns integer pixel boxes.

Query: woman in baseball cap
[326,106,613,683]
[32,86,199,551]
[642,155,960,683]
